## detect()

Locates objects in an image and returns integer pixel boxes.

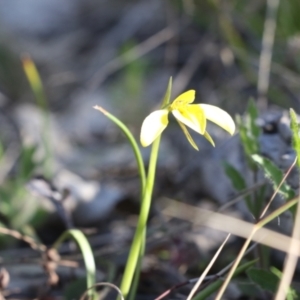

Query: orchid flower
[140,90,235,150]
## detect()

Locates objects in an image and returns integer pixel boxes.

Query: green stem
[128,230,146,300]
[119,135,161,299]
[94,106,146,191]
[94,106,149,300]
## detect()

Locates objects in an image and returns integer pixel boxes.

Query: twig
[88,26,177,89]
[257,0,281,110]
[79,282,124,300]
[27,176,73,229]
[0,227,46,252]
[187,234,230,300]
[154,242,257,300]
[218,180,267,212]
[164,1,179,69]
[259,157,297,219]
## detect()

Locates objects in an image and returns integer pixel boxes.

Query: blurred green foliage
[0,144,40,231]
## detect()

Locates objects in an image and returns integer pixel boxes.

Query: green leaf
[247,99,260,139]
[223,162,247,191]
[247,268,279,293]
[251,154,295,200]
[236,100,261,170]
[223,162,253,212]
[270,267,298,300]
[237,116,256,155]
[290,109,300,170]
[161,77,172,108]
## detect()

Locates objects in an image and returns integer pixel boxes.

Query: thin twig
[259,157,297,219]
[0,227,46,252]
[79,282,124,300]
[164,1,179,69]
[218,180,267,212]
[89,26,177,89]
[257,0,280,110]
[187,234,230,300]
[27,176,73,229]
[154,242,257,300]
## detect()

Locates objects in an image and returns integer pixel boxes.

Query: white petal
[199,104,235,135]
[140,109,169,147]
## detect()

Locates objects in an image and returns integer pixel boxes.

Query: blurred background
[0,0,300,299]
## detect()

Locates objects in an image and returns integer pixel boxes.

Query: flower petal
[199,104,235,135]
[140,109,169,147]
[171,90,195,108]
[177,121,199,150]
[172,105,206,134]
[203,131,215,147]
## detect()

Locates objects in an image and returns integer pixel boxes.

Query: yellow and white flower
[140,90,235,150]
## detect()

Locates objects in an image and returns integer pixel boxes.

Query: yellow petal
[177,121,199,151]
[172,105,206,135]
[140,109,169,147]
[199,104,235,135]
[171,90,195,108]
[203,131,215,147]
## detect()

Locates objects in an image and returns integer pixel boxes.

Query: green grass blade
[22,54,47,110]
[247,268,280,293]
[22,55,52,178]
[53,229,96,298]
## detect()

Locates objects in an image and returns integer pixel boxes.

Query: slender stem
[128,230,146,300]
[119,135,161,299]
[94,106,146,191]
[94,106,150,300]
